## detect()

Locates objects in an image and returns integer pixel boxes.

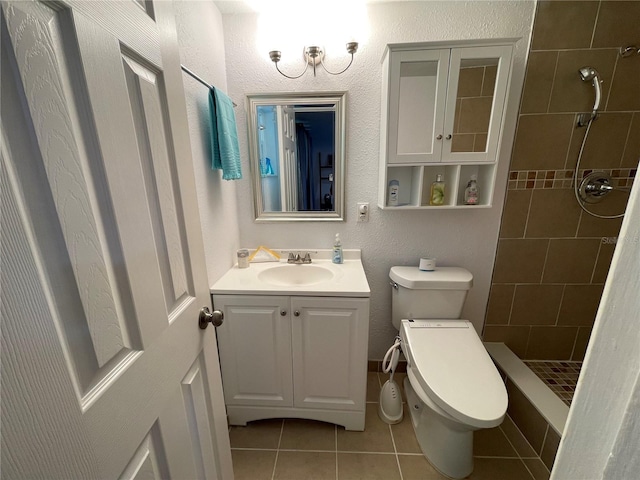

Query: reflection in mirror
[451,58,498,153]
[247,92,346,222]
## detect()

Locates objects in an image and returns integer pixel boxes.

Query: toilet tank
[389,266,473,330]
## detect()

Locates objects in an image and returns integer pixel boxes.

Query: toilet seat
[400,319,507,429]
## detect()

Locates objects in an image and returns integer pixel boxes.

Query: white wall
[219,1,535,359]
[551,171,640,478]
[174,0,241,286]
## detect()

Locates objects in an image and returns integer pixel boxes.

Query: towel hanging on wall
[209,87,242,180]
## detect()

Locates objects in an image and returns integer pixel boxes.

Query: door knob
[199,306,224,329]
[436,134,443,140]
[294,311,300,317]
[281,310,287,316]
[445,134,452,140]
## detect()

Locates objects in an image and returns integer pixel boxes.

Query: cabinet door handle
[445,134,452,140]
[281,310,287,316]
[294,311,300,317]
[436,134,443,140]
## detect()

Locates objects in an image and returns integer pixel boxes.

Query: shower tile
[557,285,604,327]
[576,192,626,237]
[457,66,484,97]
[592,1,640,49]
[482,65,498,97]
[520,51,558,114]
[572,327,593,361]
[525,189,581,238]
[500,189,532,238]
[510,285,563,326]
[608,58,640,113]
[621,113,640,169]
[531,1,598,50]
[500,414,538,458]
[526,326,579,360]
[493,239,549,284]
[523,458,551,480]
[483,326,531,359]
[506,380,548,453]
[540,427,561,471]
[512,114,574,170]
[570,113,633,170]
[592,241,616,283]
[542,239,600,284]
[548,50,618,114]
[458,97,493,134]
[486,284,515,325]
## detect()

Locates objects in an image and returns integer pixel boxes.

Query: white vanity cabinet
[213,294,370,431]
[379,42,514,209]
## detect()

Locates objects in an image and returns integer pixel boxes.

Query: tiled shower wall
[484,1,640,361]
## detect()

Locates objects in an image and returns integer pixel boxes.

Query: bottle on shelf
[464,175,478,205]
[388,180,399,206]
[430,174,445,206]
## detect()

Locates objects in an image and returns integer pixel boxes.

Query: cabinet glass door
[388,49,449,163]
[443,45,512,162]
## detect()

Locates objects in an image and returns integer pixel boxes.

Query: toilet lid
[400,319,507,429]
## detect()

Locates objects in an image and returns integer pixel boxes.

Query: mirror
[247,92,346,222]
[451,57,498,153]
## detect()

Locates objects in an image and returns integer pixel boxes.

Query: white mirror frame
[246,91,347,222]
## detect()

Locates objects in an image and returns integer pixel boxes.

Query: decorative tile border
[508,168,637,190]
[524,360,583,407]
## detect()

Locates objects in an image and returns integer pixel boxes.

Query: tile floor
[229,372,551,480]
[524,360,582,406]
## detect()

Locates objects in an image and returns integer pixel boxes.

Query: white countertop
[210,249,370,297]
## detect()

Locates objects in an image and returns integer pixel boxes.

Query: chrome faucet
[287,252,312,264]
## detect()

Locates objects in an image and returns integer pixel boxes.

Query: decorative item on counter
[464,174,478,205]
[430,174,445,206]
[332,233,343,264]
[419,257,436,271]
[388,179,399,206]
[237,249,250,268]
[249,246,281,263]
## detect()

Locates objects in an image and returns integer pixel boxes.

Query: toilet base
[404,376,474,479]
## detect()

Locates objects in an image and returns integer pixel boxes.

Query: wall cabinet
[213,294,369,431]
[379,43,513,209]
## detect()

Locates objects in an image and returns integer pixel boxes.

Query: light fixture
[269,42,359,79]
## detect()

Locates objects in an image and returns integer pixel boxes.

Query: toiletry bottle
[388,180,399,206]
[464,174,478,205]
[430,174,445,206]
[332,233,343,264]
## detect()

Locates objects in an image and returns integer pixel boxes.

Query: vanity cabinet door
[214,295,293,407]
[290,297,370,411]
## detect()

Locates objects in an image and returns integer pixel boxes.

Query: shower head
[578,66,602,119]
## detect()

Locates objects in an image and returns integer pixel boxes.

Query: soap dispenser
[332,233,343,264]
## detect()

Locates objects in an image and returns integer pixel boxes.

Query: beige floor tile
[337,404,394,453]
[500,415,538,458]
[474,425,518,457]
[274,451,337,480]
[522,458,550,480]
[469,457,534,480]
[229,418,283,449]
[390,406,421,454]
[366,372,381,402]
[280,419,336,451]
[337,453,401,480]
[231,450,277,480]
[397,454,448,480]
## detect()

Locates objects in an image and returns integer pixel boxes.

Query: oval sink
[258,265,334,287]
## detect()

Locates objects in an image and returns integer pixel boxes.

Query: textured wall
[219,1,535,359]
[174,0,241,285]
[484,0,640,361]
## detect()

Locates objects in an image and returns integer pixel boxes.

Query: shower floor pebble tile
[524,360,583,406]
[229,372,550,480]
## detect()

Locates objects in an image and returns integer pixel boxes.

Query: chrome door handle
[199,306,224,329]
[281,310,287,316]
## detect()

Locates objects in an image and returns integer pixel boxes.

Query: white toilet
[390,266,507,479]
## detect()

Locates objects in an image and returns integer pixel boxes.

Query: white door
[277,105,298,211]
[1,1,232,479]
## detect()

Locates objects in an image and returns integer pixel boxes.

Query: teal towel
[209,88,242,180]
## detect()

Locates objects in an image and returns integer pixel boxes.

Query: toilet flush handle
[390,281,399,290]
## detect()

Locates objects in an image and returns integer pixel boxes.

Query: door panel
[1,1,232,478]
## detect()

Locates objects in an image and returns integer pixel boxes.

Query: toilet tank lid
[390,266,473,290]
